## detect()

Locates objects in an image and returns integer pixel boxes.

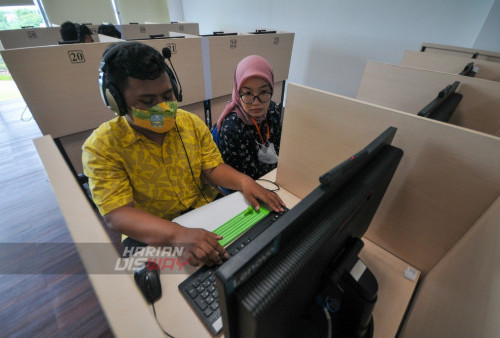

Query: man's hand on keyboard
[174,226,228,266]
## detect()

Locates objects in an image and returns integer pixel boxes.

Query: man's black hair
[103,42,169,92]
[60,21,92,42]
[98,23,122,39]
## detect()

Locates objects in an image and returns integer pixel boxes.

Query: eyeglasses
[239,91,273,104]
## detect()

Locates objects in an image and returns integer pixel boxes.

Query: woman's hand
[240,176,285,212]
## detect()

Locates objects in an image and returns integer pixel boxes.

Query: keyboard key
[195,295,208,311]
[178,209,288,336]
[188,288,198,298]
[212,317,223,333]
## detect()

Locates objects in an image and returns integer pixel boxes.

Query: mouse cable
[256,178,280,192]
[151,301,175,338]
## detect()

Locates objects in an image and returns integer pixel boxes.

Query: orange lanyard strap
[251,117,270,145]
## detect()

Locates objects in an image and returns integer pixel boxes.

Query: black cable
[151,302,175,338]
[167,58,183,102]
[256,178,280,192]
[175,123,209,203]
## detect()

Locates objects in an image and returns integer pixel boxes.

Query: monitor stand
[298,238,378,338]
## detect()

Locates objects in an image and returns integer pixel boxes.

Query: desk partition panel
[205,32,294,99]
[280,82,500,276]
[118,23,199,40]
[421,42,500,62]
[0,27,63,49]
[357,61,500,137]
[401,50,500,82]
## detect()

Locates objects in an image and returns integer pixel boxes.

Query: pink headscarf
[216,55,274,131]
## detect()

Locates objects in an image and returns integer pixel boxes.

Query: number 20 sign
[68,50,85,64]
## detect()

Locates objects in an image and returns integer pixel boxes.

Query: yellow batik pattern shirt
[82,109,223,221]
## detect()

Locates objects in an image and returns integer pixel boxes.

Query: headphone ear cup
[105,82,127,116]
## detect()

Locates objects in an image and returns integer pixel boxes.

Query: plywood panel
[0,27,62,49]
[208,32,294,98]
[357,61,500,137]
[119,23,199,39]
[34,135,164,337]
[421,42,500,62]
[401,196,500,337]
[279,83,500,274]
[401,50,500,82]
[1,38,205,138]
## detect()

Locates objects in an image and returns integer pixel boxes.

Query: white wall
[116,0,170,24]
[41,0,116,25]
[474,0,500,51]
[180,0,496,98]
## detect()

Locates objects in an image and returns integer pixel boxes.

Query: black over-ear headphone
[99,43,183,116]
[73,23,81,41]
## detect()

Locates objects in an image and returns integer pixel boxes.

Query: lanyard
[251,117,270,145]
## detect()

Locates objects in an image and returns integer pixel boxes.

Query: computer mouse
[134,262,162,303]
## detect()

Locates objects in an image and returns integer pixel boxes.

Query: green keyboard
[213,206,270,247]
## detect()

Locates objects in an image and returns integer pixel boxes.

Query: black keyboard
[178,209,287,335]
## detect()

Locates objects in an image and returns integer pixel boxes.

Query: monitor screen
[417,81,463,122]
[215,126,403,338]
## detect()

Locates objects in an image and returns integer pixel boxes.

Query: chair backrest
[211,125,221,149]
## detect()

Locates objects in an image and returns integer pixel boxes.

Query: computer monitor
[199,31,238,36]
[250,29,277,34]
[215,126,403,338]
[459,62,477,77]
[417,81,463,122]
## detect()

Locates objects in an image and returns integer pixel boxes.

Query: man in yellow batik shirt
[83,42,285,267]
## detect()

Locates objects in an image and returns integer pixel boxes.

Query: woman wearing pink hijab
[216,55,283,180]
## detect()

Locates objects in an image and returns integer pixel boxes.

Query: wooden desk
[401,50,500,82]
[421,42,500,62]
[282,82,500,336]
[33,135,164,338]
[34,131,419,337]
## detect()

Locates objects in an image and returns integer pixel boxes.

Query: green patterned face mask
[131,101,178,133]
